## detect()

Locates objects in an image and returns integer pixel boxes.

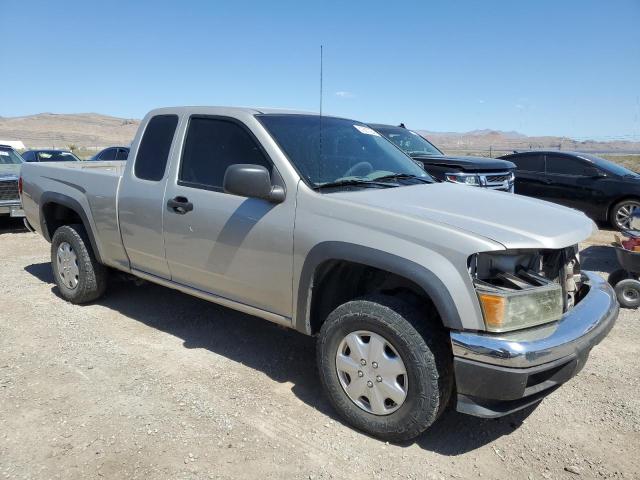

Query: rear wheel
[51,224,107,303]
[317,294,453,442]
[611,199,640,230]
[615,279,640,309]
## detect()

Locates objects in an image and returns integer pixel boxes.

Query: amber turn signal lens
[478,293,506,330]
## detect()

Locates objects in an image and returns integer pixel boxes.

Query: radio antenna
[319,45,323,116]
[319,45,324,178]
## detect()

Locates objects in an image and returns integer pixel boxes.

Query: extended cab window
[511,154,544,173]
[179,117,271,190]
[135,115,179,181]
[546,155,589,176]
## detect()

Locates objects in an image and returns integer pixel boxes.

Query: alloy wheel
[615,201,640,230]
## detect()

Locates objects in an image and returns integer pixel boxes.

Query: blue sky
[1,0,639,139]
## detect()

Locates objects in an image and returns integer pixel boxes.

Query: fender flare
[295,241,463,334]
[39,191,104,264]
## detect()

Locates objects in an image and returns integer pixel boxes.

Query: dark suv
[500,151,640,230]
[370,124,516,192]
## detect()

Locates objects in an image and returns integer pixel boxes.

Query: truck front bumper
[450,271,618,418]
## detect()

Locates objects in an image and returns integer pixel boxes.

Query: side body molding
[39,191,104,264]
[295,241,463,334]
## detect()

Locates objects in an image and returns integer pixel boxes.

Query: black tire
[51,224,108,303]
[317,294,453,442]
[610,199,640,231]
[608,268,631,287]
[615,279,640,309]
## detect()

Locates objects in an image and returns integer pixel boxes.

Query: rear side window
[135,115,179,181]
[179,117,271,190]
[546,155,589,176]
[100,148,117,161]
[511,154,545,173]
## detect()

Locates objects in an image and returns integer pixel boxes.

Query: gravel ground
[0,218,638,480]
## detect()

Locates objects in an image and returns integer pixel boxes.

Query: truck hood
[0,164,21,179]
[412,154,515,172]
[332,183,595,250]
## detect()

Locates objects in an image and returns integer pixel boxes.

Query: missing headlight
[469,246,583,332]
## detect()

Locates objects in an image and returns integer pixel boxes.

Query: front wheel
[51,224,108,304]
[317,295,453,442]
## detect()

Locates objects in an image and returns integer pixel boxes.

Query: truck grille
[486,173,511,183]
[0,179,19,201]
[480,172,515,192]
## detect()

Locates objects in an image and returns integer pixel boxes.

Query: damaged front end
[469,246,586,332]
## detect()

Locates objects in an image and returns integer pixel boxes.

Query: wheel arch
[295,242,463,335]
[40,192,103,264]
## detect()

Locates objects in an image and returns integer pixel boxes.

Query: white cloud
[335,91,354,98]
[478,99,485,104]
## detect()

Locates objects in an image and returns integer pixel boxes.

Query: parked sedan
[90,146,129,161]
[500,151,640,230]
[22,150,81,162]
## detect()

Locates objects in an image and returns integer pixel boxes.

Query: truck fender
[295,241,463,334]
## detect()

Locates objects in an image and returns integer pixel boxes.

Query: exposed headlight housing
[469,248,581,332]
[446,173,480,186]
[476,282,563,332]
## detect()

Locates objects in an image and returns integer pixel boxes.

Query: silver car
[0,145,24,218]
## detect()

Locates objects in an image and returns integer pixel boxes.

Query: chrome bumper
[451,271,618,368]
[0,199,23,216]
[450,271,618,417]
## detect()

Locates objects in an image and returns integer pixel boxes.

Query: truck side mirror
[223,164,285,203]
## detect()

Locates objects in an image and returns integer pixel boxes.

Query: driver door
[162,115,295,318]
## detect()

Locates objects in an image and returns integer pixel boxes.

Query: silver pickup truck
[20,107,619,441]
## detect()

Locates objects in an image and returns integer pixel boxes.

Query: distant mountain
[0,113,139,149]
[416,129,640,155]
[1,113,638,155]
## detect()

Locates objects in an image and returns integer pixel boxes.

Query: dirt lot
[0,218,638,480]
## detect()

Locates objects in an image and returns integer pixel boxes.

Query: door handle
[167,196,194,214]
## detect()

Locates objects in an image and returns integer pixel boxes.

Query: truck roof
[145,106,321,117]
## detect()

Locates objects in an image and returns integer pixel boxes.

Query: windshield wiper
[313,178,398,190]
[371,173,432,183]
[407,151,441,157]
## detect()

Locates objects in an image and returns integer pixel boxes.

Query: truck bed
[21,161,129,269]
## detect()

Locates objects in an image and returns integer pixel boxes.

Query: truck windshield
[373,126,443,157]
[0,148,24,165]
[257,114,432,188]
